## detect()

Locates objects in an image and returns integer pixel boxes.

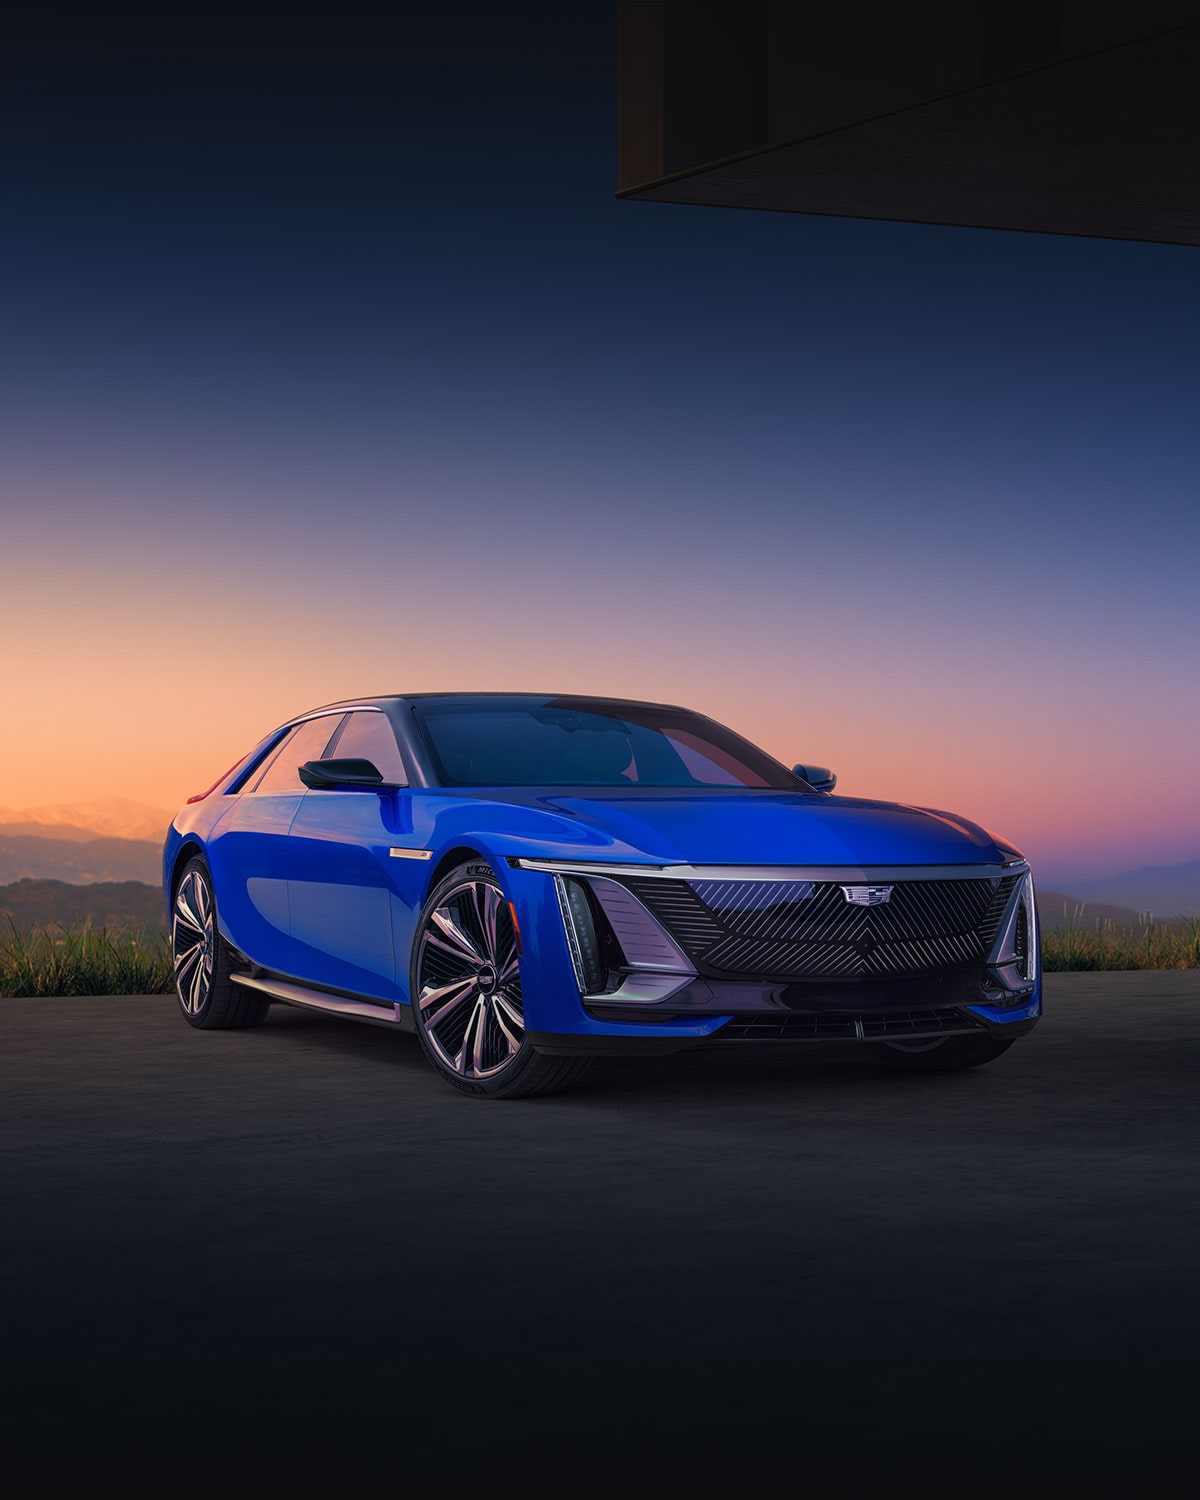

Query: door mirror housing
[299,758,404,792]
[793,763,837,793]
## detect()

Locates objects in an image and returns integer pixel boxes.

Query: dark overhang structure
[618,1,1200,244]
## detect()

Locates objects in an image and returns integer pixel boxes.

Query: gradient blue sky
[1,3,1198,881]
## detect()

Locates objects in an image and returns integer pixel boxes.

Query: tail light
[186,757,243,804]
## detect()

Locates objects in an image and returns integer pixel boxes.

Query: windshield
[410,697,808,790]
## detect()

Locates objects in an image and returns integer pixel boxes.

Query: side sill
[231,973,413,1031]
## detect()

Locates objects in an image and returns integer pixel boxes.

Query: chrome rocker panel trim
[231,972,411,1028]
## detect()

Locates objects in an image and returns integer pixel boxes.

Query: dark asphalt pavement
[2,973,1199,1495]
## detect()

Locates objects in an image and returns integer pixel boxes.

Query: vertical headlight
[554,876,608,995]
[542,867,695,1005]
[1018,870,1039,984]
[988,869,1039,995]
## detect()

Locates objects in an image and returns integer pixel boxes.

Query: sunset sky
[1,3,1198,884]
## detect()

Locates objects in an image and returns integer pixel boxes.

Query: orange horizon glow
[2,521,1194,882]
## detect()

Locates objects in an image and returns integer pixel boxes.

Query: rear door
[206,713,346,976]
[287,709,412,1002]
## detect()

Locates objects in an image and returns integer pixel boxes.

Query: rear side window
[247,715,345,794]
[326,711,408,785]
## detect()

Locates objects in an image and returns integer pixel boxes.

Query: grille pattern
[622,877,726,948]
[715,1008,984,1042]
[621,874,1020,982]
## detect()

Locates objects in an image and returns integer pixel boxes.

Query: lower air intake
[713,1008,985,1042]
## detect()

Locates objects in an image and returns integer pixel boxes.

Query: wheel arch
[169,840,206,900]
[427,844,487,893]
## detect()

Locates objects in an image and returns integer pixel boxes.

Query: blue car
[164,693,1040,1098]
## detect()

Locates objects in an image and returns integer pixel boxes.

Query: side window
[242,729,296,793]
[249,716,346,795]
[326,711,408,785]
[226,732,290,794]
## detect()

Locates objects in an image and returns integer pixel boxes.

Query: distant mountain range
[0,797,173,842]
[1037,891,1153,929]
[0,879,166,934]
[0,835,162,886]
[0,797,1195,920]
[0,798,170,887]
[1048,860,1200,920]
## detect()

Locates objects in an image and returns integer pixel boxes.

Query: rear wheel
[869,1033,1015,1072]
[172,856,268,1030]
[411,861,591,1099]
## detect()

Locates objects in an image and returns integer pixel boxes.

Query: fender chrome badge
[841,885,893,907]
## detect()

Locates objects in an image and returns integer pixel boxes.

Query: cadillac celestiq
[164,694,1040,1097]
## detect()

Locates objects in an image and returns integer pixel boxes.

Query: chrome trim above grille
[513,858,1026,882]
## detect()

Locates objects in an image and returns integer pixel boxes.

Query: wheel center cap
[476,963,498,995]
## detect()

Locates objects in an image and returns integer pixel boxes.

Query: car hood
[473,788,1017,867]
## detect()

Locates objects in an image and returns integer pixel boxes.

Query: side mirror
[299,758,403,792]
[793,763,837,793]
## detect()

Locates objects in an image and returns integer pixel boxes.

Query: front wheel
[411,861,591,1099]
[869,1033,1016,1072]
[172,856,268,1029]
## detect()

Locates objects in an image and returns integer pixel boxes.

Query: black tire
[410,859,592,1099]
[868,1033,1016,1072]
[171,855,268,1030]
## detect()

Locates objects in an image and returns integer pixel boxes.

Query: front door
[286,709,411,1002]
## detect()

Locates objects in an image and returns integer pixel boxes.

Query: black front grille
[713,1007,985,1043]
[622,873,1020,983]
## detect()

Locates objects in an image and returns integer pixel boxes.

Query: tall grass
[0,922,173,997]
[1042,914,1200,971]
[1,914,1198,998]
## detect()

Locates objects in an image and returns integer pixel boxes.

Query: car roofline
[296,692,696,714]
[257,694,771,793]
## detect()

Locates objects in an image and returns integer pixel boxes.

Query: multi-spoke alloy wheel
[173,867,215,1017]
[170,856,268,1030]
[416,875,525,1080]
[412,861,591,1099]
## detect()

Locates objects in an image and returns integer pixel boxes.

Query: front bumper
[504,857,1042,1046]
[530,1007,1039,1056]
